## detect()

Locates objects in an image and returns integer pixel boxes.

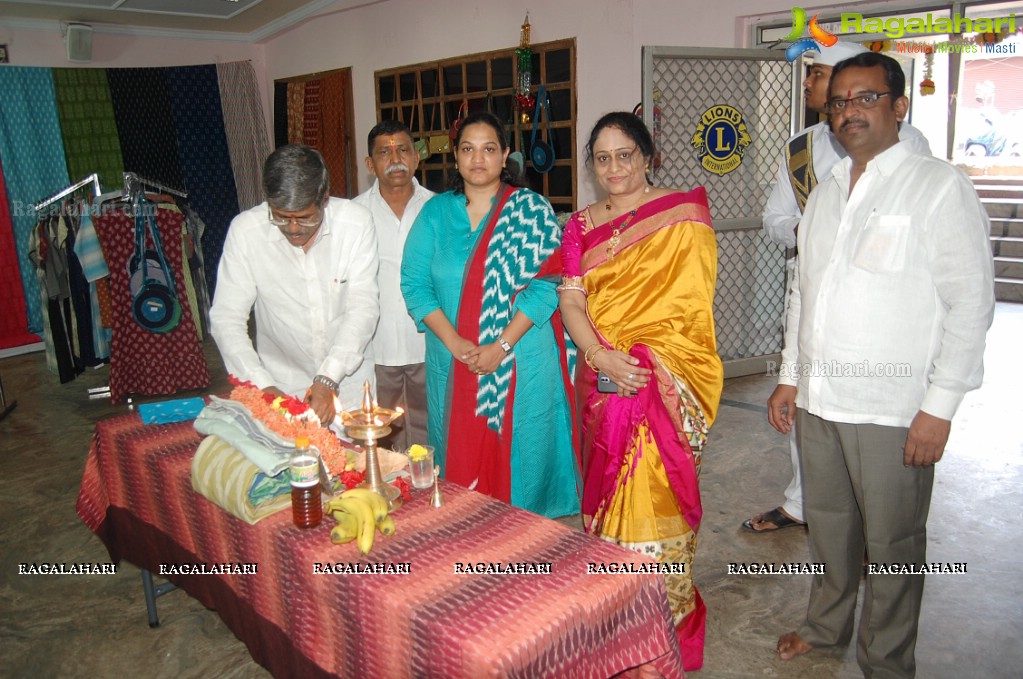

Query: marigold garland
[227,375,353,477]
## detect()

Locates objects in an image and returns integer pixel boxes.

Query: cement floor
[1,304,1020,678]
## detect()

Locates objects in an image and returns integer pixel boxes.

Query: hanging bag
[128,197,182,334]
[408,80,431,161]
[530,85,555,174]
[448,99,469,145]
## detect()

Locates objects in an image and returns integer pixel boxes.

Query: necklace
[603,186,651,217]
[605,209,637,259]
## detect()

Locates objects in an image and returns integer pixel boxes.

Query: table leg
[140,568,178,628]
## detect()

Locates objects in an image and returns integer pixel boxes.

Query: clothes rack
[33,173,101,211]
[123,172,187,200]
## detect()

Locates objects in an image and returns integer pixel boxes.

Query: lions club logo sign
[691,105,752,176]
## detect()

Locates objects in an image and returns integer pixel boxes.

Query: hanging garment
[93,204,209,402]
[286,81,306,144]
[0,153,40,349]
[106,67,184,189]
[165,64,240,296]
[72,208,111,361]
[51,68,125,191]
[29,212,77,382]
[61,201,99,369]
[216,61,271,212]
[178,203,210,338]
[0,67,72,335]
[319,71,350,198]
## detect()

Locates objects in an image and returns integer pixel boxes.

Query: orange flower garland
[227,376,354,477]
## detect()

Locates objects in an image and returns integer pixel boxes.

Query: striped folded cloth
[191,435,291,524]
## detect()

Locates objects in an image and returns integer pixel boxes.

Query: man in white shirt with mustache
[354,121,434,451]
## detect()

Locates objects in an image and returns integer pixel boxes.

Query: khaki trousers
[374,363,428,452]
[796,409,934,679]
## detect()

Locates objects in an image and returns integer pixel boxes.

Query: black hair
[262,144,329,211]
[367,119,414,153]
[448,111,523,194]
[830,51,906,104]
[584,112,655,170]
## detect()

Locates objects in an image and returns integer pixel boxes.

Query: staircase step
[980,197,1023,204]
[992,241,1023,258]
[994,259,1023,278]
[974,187,1023,200]
[995,279,1023,303]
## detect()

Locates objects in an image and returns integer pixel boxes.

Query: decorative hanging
[920,51,935,96]
[515,14,535,123]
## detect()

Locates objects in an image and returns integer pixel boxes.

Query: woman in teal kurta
[400,112,579,518]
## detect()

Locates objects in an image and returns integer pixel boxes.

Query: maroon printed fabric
[92,206,208,401]
[78,414,687,679]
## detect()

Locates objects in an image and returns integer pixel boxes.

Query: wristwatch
[498,337,513,354]
[313,374,339,394]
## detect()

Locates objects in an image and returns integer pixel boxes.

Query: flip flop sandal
[742,507,806,533]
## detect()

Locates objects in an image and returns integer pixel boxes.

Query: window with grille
[375,38,577,214]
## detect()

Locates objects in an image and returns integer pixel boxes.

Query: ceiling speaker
[65,23,93,63]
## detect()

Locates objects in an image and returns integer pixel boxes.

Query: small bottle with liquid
[289,435,322,529]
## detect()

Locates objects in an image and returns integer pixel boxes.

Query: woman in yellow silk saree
[559,112,723,670]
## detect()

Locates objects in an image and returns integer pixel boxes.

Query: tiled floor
[1,304,1020,678]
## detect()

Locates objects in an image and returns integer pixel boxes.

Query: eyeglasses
[826,92,892,113]
[268,206,323,229]
[593,147,640,168]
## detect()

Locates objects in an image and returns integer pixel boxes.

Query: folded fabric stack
[191,435,292,524]
[193,395,296,476]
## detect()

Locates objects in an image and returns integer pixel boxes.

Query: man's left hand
[306,382,337,426]
[903,410,951,467]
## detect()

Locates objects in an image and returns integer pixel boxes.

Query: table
[77,414,685,678]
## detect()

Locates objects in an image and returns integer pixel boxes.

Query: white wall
[0,22,261,68]
[263,0,807,204]
[0,21,268,140]
[4,0,879,204]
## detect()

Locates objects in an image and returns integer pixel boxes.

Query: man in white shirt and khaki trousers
[770,52,994,677]
[354,121,434,451]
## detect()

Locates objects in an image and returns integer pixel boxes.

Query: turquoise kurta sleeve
[400,196,442,331]
[511,191,562,329]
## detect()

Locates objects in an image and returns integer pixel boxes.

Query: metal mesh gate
[642,47,798,376]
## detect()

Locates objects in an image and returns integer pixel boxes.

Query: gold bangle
[584,344,606,371]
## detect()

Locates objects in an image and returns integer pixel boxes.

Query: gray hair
[262,144,329,211]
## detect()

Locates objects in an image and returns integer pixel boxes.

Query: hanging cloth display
[128,195,182,334]
[530,85,555,173]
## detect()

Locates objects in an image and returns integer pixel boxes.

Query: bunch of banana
[326,488,396,554]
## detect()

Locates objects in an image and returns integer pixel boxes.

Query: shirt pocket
[852,214,911,273]
[327,271,350,317]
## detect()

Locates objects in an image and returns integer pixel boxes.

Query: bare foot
[777,631,813,660]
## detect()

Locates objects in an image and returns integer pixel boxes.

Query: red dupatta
[444,184,517,501]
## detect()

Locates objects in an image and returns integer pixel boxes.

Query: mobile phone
[597,372,618,393]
